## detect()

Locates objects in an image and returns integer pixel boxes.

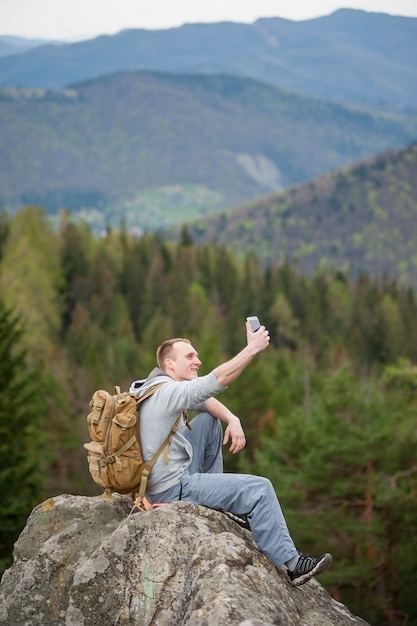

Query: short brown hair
[156,338,191,371]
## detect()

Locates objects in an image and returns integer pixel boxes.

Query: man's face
[166,341,202,381]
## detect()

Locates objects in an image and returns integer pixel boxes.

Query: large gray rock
[0,494,370,626]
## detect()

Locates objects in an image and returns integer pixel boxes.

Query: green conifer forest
[0,206,416,625]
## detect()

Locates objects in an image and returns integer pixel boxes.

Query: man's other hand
[223,417,246,454]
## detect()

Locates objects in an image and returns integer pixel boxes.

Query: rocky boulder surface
[0,494,370,626]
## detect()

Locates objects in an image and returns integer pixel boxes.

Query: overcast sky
[1,0,416,41]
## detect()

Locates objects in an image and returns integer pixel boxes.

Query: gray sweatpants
[147,412,299,567]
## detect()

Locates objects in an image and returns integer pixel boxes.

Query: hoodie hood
[129,368,174,398]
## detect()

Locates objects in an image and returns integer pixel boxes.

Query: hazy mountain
[1,70,416,233]
[0,35,54,58]
[0,10,415,113]
[183,142,417,288]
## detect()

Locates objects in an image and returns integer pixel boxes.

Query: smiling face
[164,340,202,381]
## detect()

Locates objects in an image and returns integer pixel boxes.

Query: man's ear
[165,358,174,372]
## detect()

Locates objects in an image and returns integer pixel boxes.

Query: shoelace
[295,553,317,573]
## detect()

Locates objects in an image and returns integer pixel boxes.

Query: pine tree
[0,303,49,574]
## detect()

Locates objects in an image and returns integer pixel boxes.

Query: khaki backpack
[84,383,184,504]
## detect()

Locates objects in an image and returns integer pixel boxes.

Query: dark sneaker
[288,552,332,586]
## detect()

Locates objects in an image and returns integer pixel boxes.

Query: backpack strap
[110,435,138,471]
[138,409,184,500]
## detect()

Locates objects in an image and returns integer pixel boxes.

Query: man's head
[156,338,202,381]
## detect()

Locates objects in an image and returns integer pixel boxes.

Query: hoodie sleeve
[158,371,225,411]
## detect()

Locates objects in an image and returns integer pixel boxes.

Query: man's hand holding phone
[246,316,270,353]
[213,316,271,386]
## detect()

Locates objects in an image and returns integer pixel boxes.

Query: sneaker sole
[289,552,333,587]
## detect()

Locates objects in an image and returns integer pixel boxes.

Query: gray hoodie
[129,367,225,495]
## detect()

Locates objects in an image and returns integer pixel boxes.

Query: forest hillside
[182,142,417,289]
[0,206,416,626]
[1,71,416,228]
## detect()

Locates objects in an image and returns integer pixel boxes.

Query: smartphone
[246,316,261,332]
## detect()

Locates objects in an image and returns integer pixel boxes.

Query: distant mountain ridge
[183,142,417,288]
[0,35,53,58]
[0,9,416,113]
[1,70,416,231]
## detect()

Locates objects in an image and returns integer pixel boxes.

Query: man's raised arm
[213,322,270,388]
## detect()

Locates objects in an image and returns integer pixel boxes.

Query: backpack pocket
[110,410,138,453]
[87,391,113,442]
[105,456,144,494]
[112,411,137,429]
[84,441,106,488]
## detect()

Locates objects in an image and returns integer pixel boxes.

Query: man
[130,321,332,586]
